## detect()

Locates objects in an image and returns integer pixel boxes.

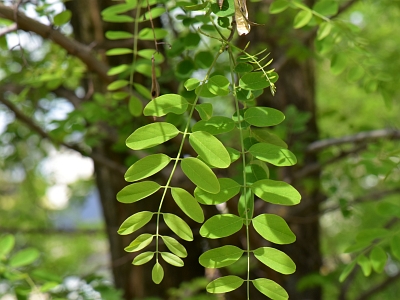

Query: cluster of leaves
[105,0,302,298]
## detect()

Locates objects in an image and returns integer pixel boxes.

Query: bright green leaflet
[192,116,236,135]
[239,72,270,90]
[124,234,154,252]
[171,187,204,223]
[194,178,240,205]
[252,278,288,300]
[253,247,296,275]
[199,245,244,268]
[248,143,297,166]
[200,214,243,239]
[180,157,220,194]
[9,248,40,268]
[189,131,231,168]
[124,154,171,182]
[152,262,164,284]
[206,75,230,96]
[143,94,189,117]
[0,234,15,258]
[251,179,301,206]
[163,213,193,241]
[357,254,372,276]
[116,181,161,203]
[118,211,154,235]
[126,122,180,150]
[370,246,387,273]
[252,214,296,244]
[244,107,285,127]
[206,275,244,293]
[132,252,154,265]
[161,236,187,258]
[160,252,184,267]
[195,103,213,120]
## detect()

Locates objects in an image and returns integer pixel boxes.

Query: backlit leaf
[189,131,231,168]
[211,0,235,17]
[118,211,154,235]
[163,213,193,241]
[200,214,243,239]
[330,53,347,75]
[0,234,15,258]
[138,28,168,40]
[206,275,244,293]
[317,22,332,41]
[206,75,230,96]
[293,10,313,29]
[171,187,204,223]
[108,80,129,91]
[184,78,201,91]
[244,107,285,127]
[152,262,164,284]
[253,247,295,274]
[239,72,270,90]
[195,103,213,120]
[192,116,235,135]
[251,179,301,206]
[125,154,171,182]
[194,178,240,205]
[9,248,40,268]
[132,252,154,265]
[144,94,188,117]
[199,245,244,268]
[252,214,296,244]
[357,255,372,276]
[249,143,297,166]
[53,10,72,26]
[181,157,220,194]
[117,181,160,203]
[269,0,289,14]
[124,234,153,252]
[102,3,135,15]
[107,64,129,75]
[252,278,288,300]
[370,246,387,273]
[126,122,180,150]
[161,252,184,267]
[161,236,187,258]
[106,31,134,40]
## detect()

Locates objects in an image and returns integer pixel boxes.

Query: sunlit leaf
[206,75,230,96]
[132,252,154,265]
[244,107,285,127]
[106,31,134,40]
[249,143,297,166]
[163,213,193,241]
[200,214,243,239]
[239,72,270,90]
[339,259,357,282]
[195,103,213,120]
[251,179,301,206]
[171,187,204,223]
[391,236,400,261]
[184,78,201,91]
[357,254,372,276]
[181,157,220,194]
[125,154,171,182]
[194,178,240,205]
[293,10,313,29]
[206,275,244,293]
[199,245,244,268]
[9,248,40,268]
[192,116,235,135]
[161,252,184,267]
[253,247,296,274]
[138,28,168,40]
[144,94,188,117]
[53,10,72,26]
[117,181,160,203]
[152,262,164,284]
[108,80,129,91]
[252,214,296,244]
[124,234,154,252]
[118,211,154,235]
[161,236,187,258]
[269,0,289,14]
[252,278,288,300]
[370,246,387,273]
[0,234,15,258]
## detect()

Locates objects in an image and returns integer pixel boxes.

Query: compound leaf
[9,248,40,268]
[370,246,387,273]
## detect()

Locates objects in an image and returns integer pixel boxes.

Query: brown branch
[307,129,400,154]
[0,96,126,175]
[355,272,400,300]
[0,3,111,83]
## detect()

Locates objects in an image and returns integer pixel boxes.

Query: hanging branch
[0,95,126,175]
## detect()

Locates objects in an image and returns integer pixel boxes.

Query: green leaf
[234,63,253,73]
[239,72,270,90]
[9,248,40,268]
[238,188,254,225]
[152,262,164,284]
[102,3,135,15]
[390,236,400,261]
[138,28,168,40]
[370,246,387,273]
[244,107,285,127]
[250,161,269,181]
[107,64,129,76]
[253,247,296,275]
[126,122,180,150]
[195,84,218,98]
[171,187,204,223]
[200,214,243,239]
[317,22,332,40]
[252,278,288,300]
[355,229,389,244]
[103,14,134,23]
[161,252,184,267]
[192,116,235,135]
[161,236,187,258]
[125,154,171,182]
[106,48,133,56]
[199,245,244,268]
[344,240,370,253]
[251,179,301,206]
[249,143,297,166]
[211,0,235,17]
[176,59,195,78]
[133,83,152,100]
[181,157,220,194]
[144,94,188,117]
[195,103,213,120]
[330,53,347,75]
[357,254,372,276]
[206,75,230,96]
[124,234,154,252]
[137,50,164,63]
[195,178,240,205]
[132,252,154,265]
[0,234,15,258]
[118,211,154,235]
[226,147,241,163]
[163,213,193,241]
[313,1,338,16]
[347,65,365,82]
[189,131,231,168]
[206,275,244,293]
[339,259,357,282]
[269,0,289,14]
[108,80,129,91]
[252,214,296,244]
[128,95,143,117]
[194,51,214,69]
[293,10,313,29]
[53,10,72,26]
[184,78,201,91]
[106,31,134,40]
[139,7,166,21]
[252,128,288,148]
[117,181,160,203]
